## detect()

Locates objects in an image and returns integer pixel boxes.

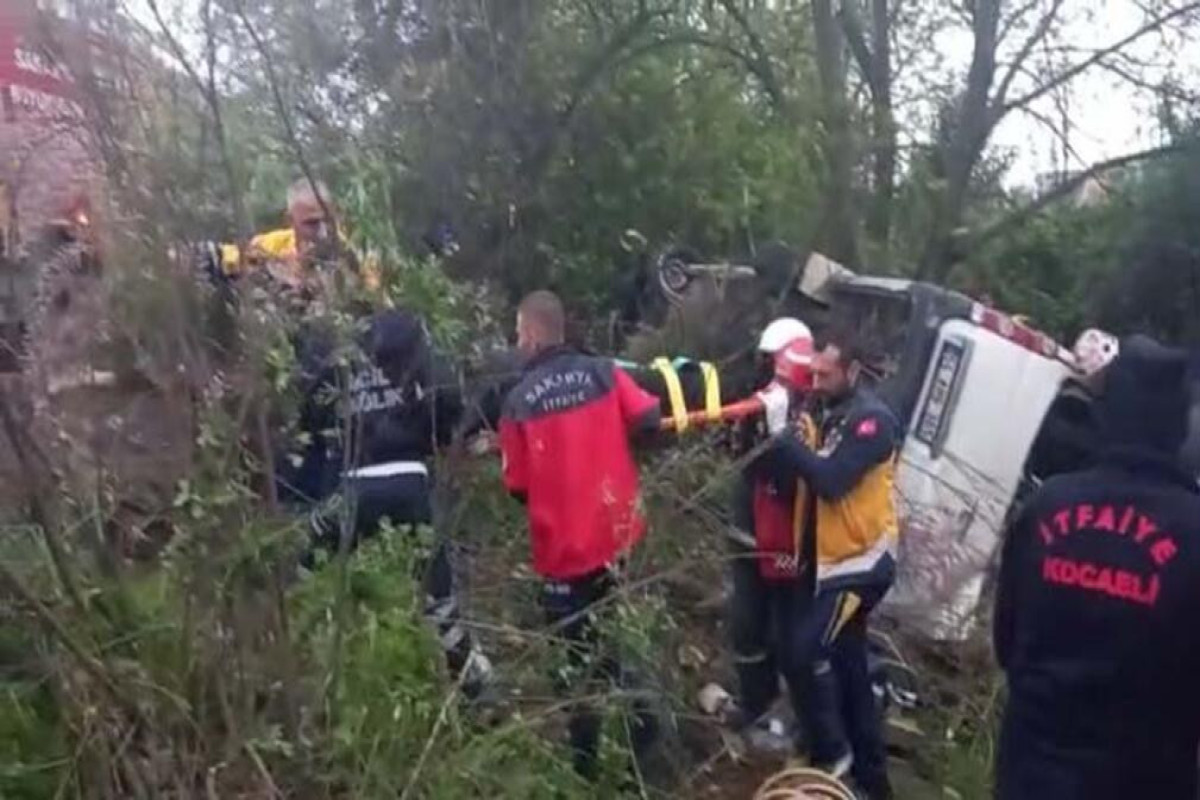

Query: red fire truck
[0,2,97,370]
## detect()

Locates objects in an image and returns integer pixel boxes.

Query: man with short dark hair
[759,327,899,799]
[994,335,1200,800]
[499,289,662,780]
[515,289,566,347]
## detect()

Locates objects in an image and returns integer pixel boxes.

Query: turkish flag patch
[855,418,879,438]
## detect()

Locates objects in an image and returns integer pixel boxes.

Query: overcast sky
[939,2,1198,187]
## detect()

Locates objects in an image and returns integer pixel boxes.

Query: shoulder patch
[855,417,879,438]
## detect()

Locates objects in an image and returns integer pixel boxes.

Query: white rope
[753,766,857,800]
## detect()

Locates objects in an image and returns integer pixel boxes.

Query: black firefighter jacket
[994,335,1200,800]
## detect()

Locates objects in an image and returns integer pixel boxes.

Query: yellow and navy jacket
[219,227,381,291]
[762,388,899,589]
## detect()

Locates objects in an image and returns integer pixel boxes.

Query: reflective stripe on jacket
[762,389,900,589]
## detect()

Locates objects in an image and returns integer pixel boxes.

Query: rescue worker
[498,290,662,780]
[994,335,1200,800]
[299,308,493,698]
[758,327,899,799]
[725,317,819,753]
[220,177,380,293]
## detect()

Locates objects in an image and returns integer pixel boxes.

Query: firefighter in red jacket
[498,290,662,780]
[726,318,820,753]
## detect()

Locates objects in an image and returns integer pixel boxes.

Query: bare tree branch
[1097,58,1200,105]
[550,9,673,141]
[991,0,1069,112]
[838,1,881,97]
[1001,1,1200,114]
[230,2,335,244]
[143,0,251,239]
[715,0,787,114]
[1014,104,1087,170]
[996,0,1047,47]
[462,7,679,272]
[638,31,768,89]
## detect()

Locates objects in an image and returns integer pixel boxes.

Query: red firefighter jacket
[499,346,661,579]
[752,413,818,580]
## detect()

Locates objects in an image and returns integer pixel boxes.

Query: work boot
[568,710,603,780]
[811,750,854,782]
[460,649,507,728]
[739,714,794,757]
[459,649,494,698]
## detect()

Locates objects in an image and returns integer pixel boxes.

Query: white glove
[756,382,790,435]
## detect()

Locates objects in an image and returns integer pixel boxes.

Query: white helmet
[758,317,812,354]
[1073,328,1119,377]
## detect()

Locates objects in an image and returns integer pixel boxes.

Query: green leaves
[961,137,1200,344]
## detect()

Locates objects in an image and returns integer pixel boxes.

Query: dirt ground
[662,577,947,800]
[450,462,951,800]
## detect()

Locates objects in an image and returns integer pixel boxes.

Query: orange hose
[659,396,765,431]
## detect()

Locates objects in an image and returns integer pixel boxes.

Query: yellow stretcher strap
[652,358,689,433]
[699,361,721,422]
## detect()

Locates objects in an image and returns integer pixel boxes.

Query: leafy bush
[0,240,591,798]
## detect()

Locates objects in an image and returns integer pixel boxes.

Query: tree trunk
[812,0,860,268]
[919,0,1001,282]
[865,0,895,257]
